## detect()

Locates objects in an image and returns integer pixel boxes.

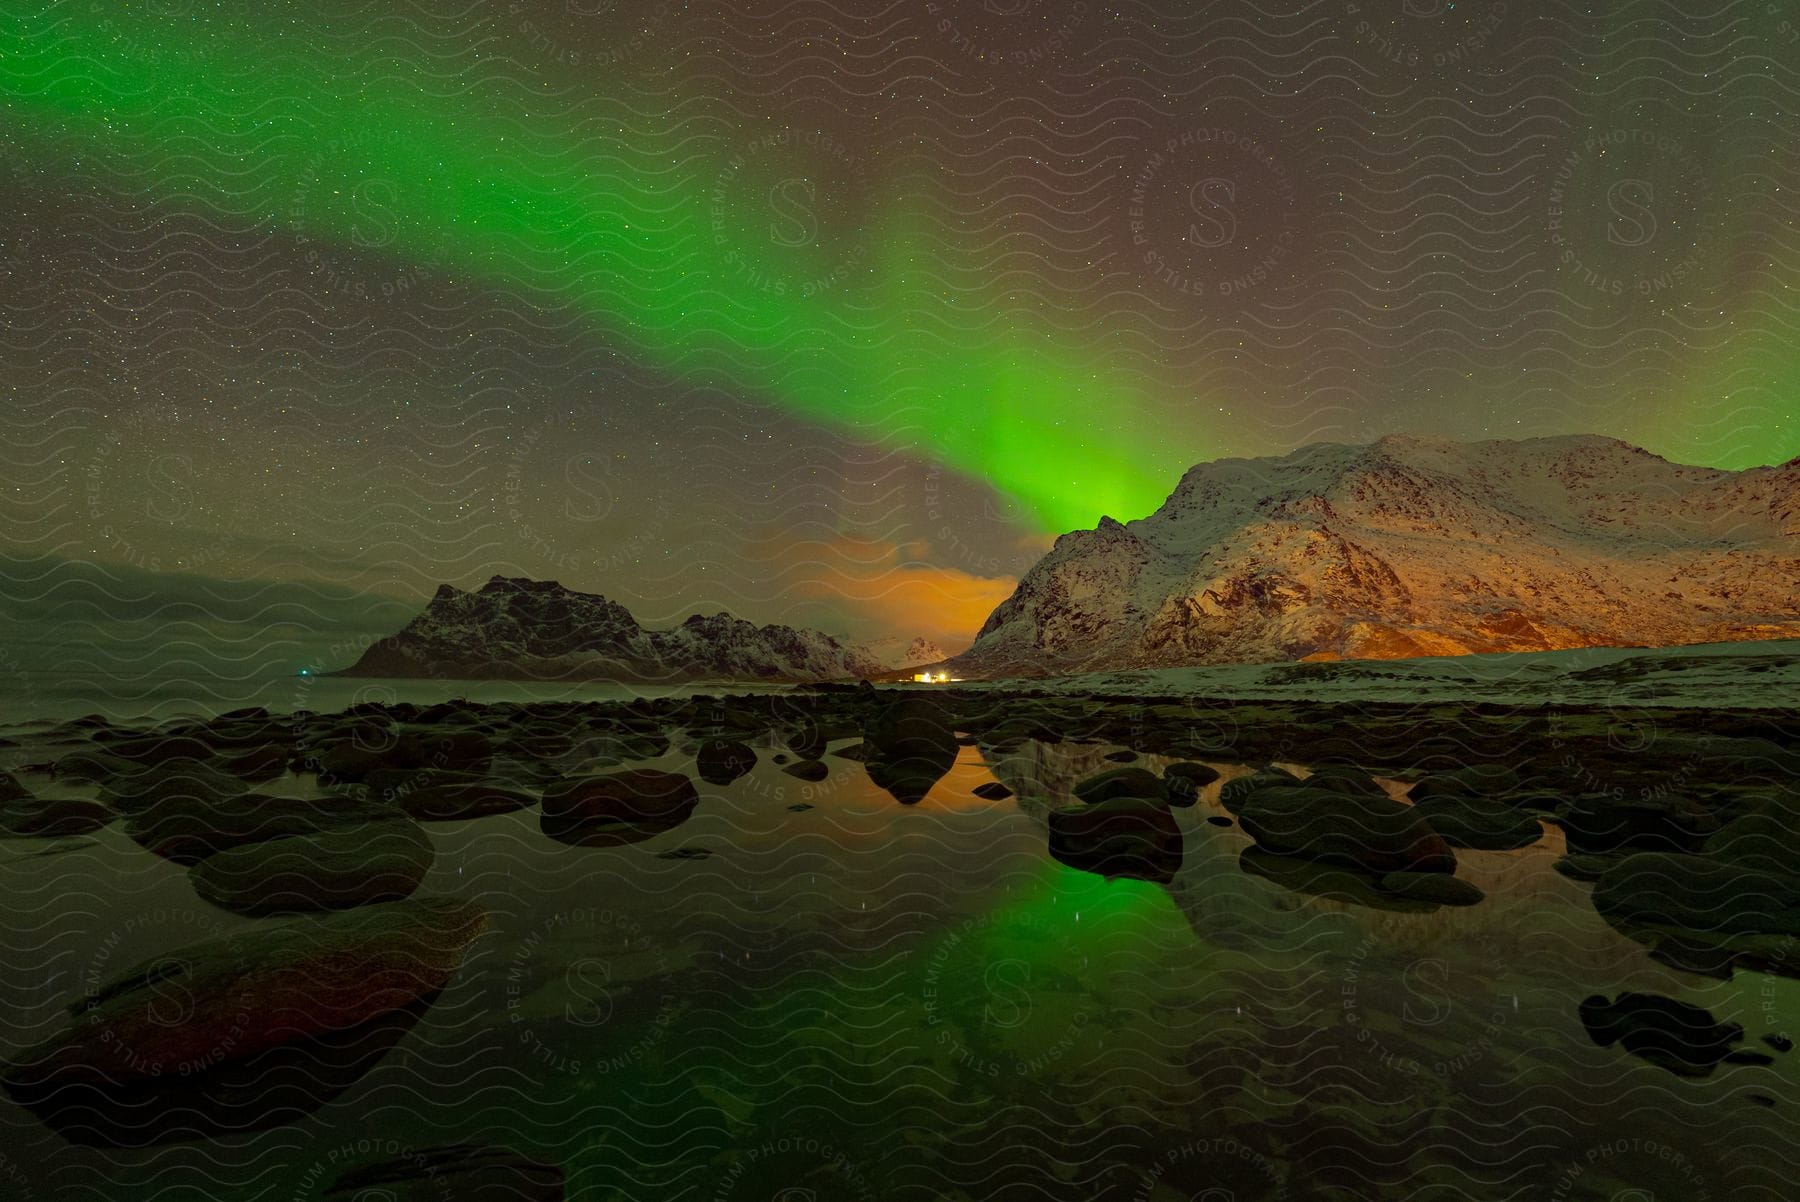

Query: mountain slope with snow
[856,636,949,671]
[338,576,890,683]
[960,435,1800,674]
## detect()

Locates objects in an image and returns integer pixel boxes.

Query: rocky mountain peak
[342,582,887,683]
[958,435,1800,675]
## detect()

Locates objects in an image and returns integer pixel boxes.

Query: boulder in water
[1378,871,1485,907]
[1,896,487,1146]
[1219,766,1302,810]
[127,791,395,864]
[1048,796,1183,884]
[1592,851,1800,939]
[695,739,757,786]
[189,817,435,916]
[782,759,829,783]
[1302,765,1389,799]
[1579,991,1762,1078]
[1073,766,1168,805]
[0,792,113,838]
[1163,762,1221,787]
[1408,764,1521,800]
[542,769,698,825]
[1557,794,1720,856]
[540,769,700,847]
[1412,794,1544,851]
[396,780,537,823]
[1236,786,1456,875]
[863,696,957,805]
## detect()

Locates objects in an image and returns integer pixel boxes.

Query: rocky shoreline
[0,683,1795,1179]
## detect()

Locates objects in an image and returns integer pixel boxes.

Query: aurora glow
[1,0,1796,647]
[0,4,1194,534]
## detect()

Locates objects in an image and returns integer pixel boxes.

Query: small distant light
[298,669,311,676]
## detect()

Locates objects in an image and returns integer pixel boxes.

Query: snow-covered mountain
[338,576,890,683]
[856,636,949,671]
[958,435,1800,674]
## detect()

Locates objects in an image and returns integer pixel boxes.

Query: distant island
[335,575,943,684]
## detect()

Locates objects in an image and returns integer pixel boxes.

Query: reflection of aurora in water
[0,7,1200,534]
[2,711,1798,1197]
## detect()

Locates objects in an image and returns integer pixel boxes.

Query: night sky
[1,0,1796,667]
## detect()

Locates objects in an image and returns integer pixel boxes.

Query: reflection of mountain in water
[979,739,1307,949]
[976,738,1568,964]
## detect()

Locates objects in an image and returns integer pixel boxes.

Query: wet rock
[1302,765,1389,799]
[696,739,757,786]
[1103,750,1138,763]
[403,728,496,775]
[219,742,291,782]
[397,781,537,823]
[0,770,31,802]
[1,896,486,1147]
[1164,762,1221,787]
[829,742,871,762]
[784,723,830,761]
[53,749,134,782]
[0,792,114,838]
[1648,936,1738,980]
[190,817,435,916]
[1579,991,1754,1078]
[972,781,1013,801]
[540,769,700,847]
[1073,766,1168,805]
[1163,776,1200,806]
[101,733,217,768]
[127,792,395,864]
[656,846,712,861]
[1048,796,1183,884]
[1236,786,1456,875]
[1378,871,1485,907]
[99,760,246,817]
[542,769,699,825]
[1552,852,1627,883]
[1412,794,1544,851]
[782,759,829,783]
[1593,851,1800,939]
[1702,812,1798,877]
[311,725,495,783]
[1408,764,1521,801]
[786,803,815,812]
[324,1143,565,1201]
[575,727,670,767]
[1764,1034,1794,1053]
[864,696,957,805]
[1205,815,1234,827]
[1558,794,1720,856]
[1219,766,1302,809]
[1239,847,1432,912]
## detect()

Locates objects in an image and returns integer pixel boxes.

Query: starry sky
[1,0,1796,671]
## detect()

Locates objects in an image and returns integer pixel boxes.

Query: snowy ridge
[339,576,894,683]
[855,635,949,671]
[961,435,1800,674]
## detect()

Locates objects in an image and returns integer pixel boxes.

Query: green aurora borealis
[1,0,1797,647]
[2,4,1188,534]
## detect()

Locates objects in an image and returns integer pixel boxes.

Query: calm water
[0,669,784,725]
[2,731,1795,1199]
